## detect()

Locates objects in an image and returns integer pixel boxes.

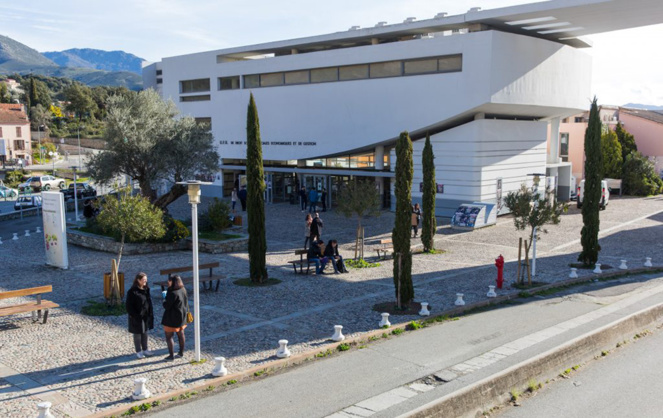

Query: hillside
[42,48,145,75]
[623,103,663,111]
[0,34,57,72]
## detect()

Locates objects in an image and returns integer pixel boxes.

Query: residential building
[0,103,31,165]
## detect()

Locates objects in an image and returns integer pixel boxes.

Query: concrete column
[375,145,385,170]
[548,118,561,164]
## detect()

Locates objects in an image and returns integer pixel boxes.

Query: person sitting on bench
[307,240,325,275]
[323,239,348,274]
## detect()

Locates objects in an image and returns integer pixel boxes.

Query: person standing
[321,188,328,212]
[308,188,319,213]
[411,203,422,237]
[323,239,348,274]
[299,186,307,212]
[126,272,154,359]
[310,212,324,242]
[162,275,189,361]
[238,185,248,211]
[231,188,238,213]
[304,213,313,249]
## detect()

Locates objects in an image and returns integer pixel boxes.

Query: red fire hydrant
[495,255,505,289]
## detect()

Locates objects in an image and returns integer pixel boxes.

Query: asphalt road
[499,319,663,418]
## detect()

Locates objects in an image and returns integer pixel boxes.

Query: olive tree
[336,178,381,260]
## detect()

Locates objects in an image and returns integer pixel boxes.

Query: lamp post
[528,173,546,277]
[48,151,57,174]
[77,124,84,169]
[177,180,211,362]
[71,166,79,221]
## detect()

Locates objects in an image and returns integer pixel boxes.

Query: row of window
[179,54,462,97]
[0,127,23,138]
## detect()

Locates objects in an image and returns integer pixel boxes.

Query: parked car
[61,182,97,200]
[29,175,66,191]
[14,196,42,210]
[0,185,18,198]
[18,176,40,193]
[577,179,610,210]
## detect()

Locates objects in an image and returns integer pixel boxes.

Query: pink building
[619,109,663,176]
[0,103,32,165]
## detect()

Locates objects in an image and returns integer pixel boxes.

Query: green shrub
[4,169,27,188]
[337,343,350,351]
[207,198,232,231]
[159,216,190,242]
[622,151,663,196]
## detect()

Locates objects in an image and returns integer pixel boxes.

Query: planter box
[187,235,248,254]
[67,229,188,254]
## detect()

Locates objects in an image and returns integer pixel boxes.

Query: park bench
[0,285,59,324]
[288,249,316,274]
[156,262,224,292]
[375,239,394,259]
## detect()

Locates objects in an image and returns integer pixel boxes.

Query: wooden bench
[0,285,59,324]
[288,249,316,274]
[376,239,394,259]
[156,262,224,292]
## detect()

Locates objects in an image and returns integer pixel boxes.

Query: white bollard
[276,339,291,358]
[211,356,228,377]
[593,263,602,274]
[131,378,151,400]
[619,260,628,270]
[37,401,55,418]
[487,286,497,298]
[418,302,430,316]
[12,233,18,241]
[331,325,345,342]
[24,229,30,237]
[379,313,391,328]
[569,268,578,279]
[645,257,653,267]
[455,293,465,306]
[36,226,42,233]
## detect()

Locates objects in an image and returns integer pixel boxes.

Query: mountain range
[622,103,663,111]
[0,34,143,90]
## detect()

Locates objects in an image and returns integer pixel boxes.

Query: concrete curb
[402,298,663,418]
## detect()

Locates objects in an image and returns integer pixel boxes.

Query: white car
[14,196,42,210]
[577,179,610,210]
[0,185,18,198]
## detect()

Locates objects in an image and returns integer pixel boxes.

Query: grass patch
[316,349,333,358]
[337,343,351,352]
[198,231,243,241]
[359,345,367,349]
[527,379,542,393]
[601,350,609,357]
[81,300,126,317]
[510,388,520,401]
[254,369,267,377]
[346,259,380,269]
[391,328,404,336]
[204,385,215,392]
[168,396,177,402]
[189,359,207,365]
[512,281,548,290]
[233,278,282,287]
[405,321,423,331]
[381,333,389,339]
[227,379,238,385]
[414,248,446,255]
[369,336,379,341]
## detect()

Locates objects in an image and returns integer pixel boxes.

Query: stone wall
[0,208,41,222]
[188,235,248,254]
[67,229,188,255]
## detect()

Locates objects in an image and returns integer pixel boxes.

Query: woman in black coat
[323,239,348,274]
[126,272,154,359]
[161,275,189,361]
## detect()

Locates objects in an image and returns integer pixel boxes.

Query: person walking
[231,188,238,213]
[321,188,328,212]
[299,186,307,212]
[126,272,154,359]
[310,212,324,242]
[304,213,313,249]
[324,239,348,274]
[238,185,248,211]
[308,188,319,213]
[411,203,422,237]
[162,275,189,361]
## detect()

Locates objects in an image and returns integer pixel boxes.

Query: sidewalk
[151,271,663,418]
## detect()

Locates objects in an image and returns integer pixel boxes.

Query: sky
[1,0,662,106]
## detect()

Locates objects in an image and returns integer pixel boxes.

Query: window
[0,127,3,137]
[156,78,163,84]
[243,74,260,89]
[195,117,212,129]
[404,58,438,75]
[156,70,162,76]
[574,117,584,123]
[180,78,210,93]
[311,67,338,83]
[14,140,25,150]
[339,64,368,81]
[370,61,402,78]
[260,72,284,87]
[285,70,310,85]
[219,76,240,90]
[438,55,462,72]
[16,127,22,137]
[560,133,569,162]
[180,95,211,102]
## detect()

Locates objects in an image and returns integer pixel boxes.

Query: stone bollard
[418,302,430,316]
[25,229,30,237]
[131,378,151,400]
[36,227,42,233]
[619,260,628,270]
[12,233,18,241]
[569,268,578,279]
[331,325,345,342]
[645,257,653,267]
[379,313,391,328]
[276,340,291,358]
[37,401,55,418]
[455,293,465,306]
[593,264,602,274]
[487,286,497,298]
[212,357,228,377]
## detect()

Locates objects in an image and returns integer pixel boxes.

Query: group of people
[299,186,327,213]
[126,273,190,361]
[231,186,248,212]
[303,212,347,274]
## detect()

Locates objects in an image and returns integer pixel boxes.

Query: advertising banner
[42,191,69,269]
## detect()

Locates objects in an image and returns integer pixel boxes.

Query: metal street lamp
[71,166,79,221]
[176,180,211,362]
[48,151,57,174]
[528,173,546,277]
[77,124,84,169]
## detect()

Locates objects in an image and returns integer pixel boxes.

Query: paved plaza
[0,196,662,416]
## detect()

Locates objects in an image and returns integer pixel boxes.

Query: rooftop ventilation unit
[403,17,416,23]
[468,7,481,12]
[375,21,387,27]
[434,12,448,19]
[349,26,360,31]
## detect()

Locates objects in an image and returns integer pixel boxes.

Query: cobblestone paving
[0,195,662,416]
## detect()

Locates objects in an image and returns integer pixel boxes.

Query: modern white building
[144,0,663,216]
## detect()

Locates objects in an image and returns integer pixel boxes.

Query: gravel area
[0,194,662,416]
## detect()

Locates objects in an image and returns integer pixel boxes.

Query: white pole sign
[42,191,69,269]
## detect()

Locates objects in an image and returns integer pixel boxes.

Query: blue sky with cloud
[1,0,662,106]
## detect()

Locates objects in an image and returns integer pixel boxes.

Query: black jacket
[323,244,339,258]
[307,245,323,260]
[238,188,247,201]
[126,286,154,334]
[161,287,189,328]
[310,217,323,236]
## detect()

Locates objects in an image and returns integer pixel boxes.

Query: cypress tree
[421,133,437,252]
[392,131,414,307]
[578,97,602,266]
[246,94,268,283]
